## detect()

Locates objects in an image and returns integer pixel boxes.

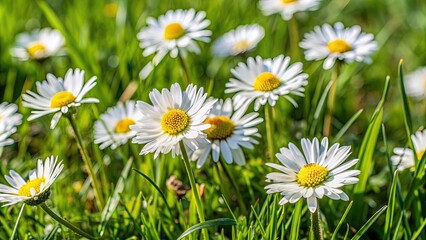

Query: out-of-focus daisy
[137,9,211,79]
[225,55,308,111]
[213,24,264,57]
[190,98,263,168]
[131,83,216,158]
[11,28,65,61]
[0,125,17,147]
[265,137,359,213]
[22,68,99,129]
[404,67,426,100]
[94,101,143,150]
[391,130,426,171]
[0,102,22,130]
[258,0,321,21]
[0,156,63,206]
[300,22,378,70]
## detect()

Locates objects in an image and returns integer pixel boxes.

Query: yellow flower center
[104,3,118,18]
[115,118,136,133]
[161,109,189,135]
[204,116,235,140]
[253,72,281,92]
[27,42,46,58]
[18,177,46,197]
[164,23,185,40]
[297,163,328,187]
[50,91,76,108]
[282,0,297,4]
[233,40,251,52]
[417,149,425,160]
[327,39,352,53]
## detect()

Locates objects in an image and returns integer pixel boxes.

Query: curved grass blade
[177,218,236,240]
[384,170,398,240]
[410,218,426,240]
[42,224,60,240]
[351,205,388,240]
[331,201,353,240]
[334,109,363,141]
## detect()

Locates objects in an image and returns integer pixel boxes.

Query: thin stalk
[39,203,97,240]
[177,53,190,86]
[66,115,105,210]
[179,141,208,239]
[10,203,25,240]
[265,105,275,160]
[219,160,247,213]
[289,17,301,60]
[311,208,323,240]
[323,62,341,137]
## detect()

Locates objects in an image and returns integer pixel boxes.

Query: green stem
[323,62,341,137]
[179,141,208,239]
[311,208,323,240]
[177,53,190,86]
[10,204,25,240]
[265,105,275,160]
[289,17,301,61]
[219,160,247,213]
[39,203,97,240]
[66,115,105,210]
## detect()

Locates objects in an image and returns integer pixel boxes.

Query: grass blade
[351,205,388,240]
[289,200,303,240]
[384,170,399,240]
[177,218,236,240]
[331,201,353,240]
[334,109,363,141]
[410,218,426,240]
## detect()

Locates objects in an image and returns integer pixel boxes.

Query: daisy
[11,28,65,61]
[300,22,378,70]
[258,0,321,21]
[94,100,143,150]
[22,68,99,129]
[391,130,426,171]
[225,55,308,111]
[190,98,263,168]
[213,24,265,57]
[265,137,360,213]
[137,9,211,79]
[131,83,216,159]
[404,67,426,100]
[0,124,17,147]
[0,156,64,206]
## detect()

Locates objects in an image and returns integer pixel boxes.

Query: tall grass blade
[351,205,388,240]
[384,170,398,240]
[331,201,353,240]
[177,218,236,240]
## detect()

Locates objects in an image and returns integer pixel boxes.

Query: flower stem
[311,208,323,240]
[323,62,341,137]
[219,160,247,213]
[265,105,275,160]
[179,141,208,239]
[177,53,190,86]
[10,203,25,240]
[289,17,301,61]
[39,203,97,240]
[66,115,105,210]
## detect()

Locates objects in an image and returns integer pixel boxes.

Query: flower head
[404,67,426,100]
[94,101,142,150]
[258,0,321,21]
[213,24,264,57]
[225,55,308,111]
[0,102,22,147]
[300,22,378,70]
[11,28,65,61]
[391,130,426,171]
[0,156,64,206]
[190,98,263,167]
[137,9,211,79]
[131,83,216,158]
[22,68,99,129]
[265,137,359,213]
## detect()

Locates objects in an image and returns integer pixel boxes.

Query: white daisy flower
[0,156,64,206]
[213,24,265,57]
[258,0,321,21]
[404,67,426,100]
[11,28,65,61]
[190,98,263,168]
[300,22,378,70]
[22,68,99,129]
[265,137,360,213]
[94,101,143,150]
[225,55,308,111]
[131,83,216,158]
[0,124,17,147]
[391,130,426,171]
[0,102,22,130]
[137,9,211,79]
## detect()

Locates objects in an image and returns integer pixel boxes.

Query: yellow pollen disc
[115,118,136,133]
[204,116,235,140]
[254,72,281,92]
[27,42,46,58]
[417,149,425,160]
[164,23,185,40]
[18,177,46,197]
[282,0,297,4]
[233,40,251,52]
[327,39,352,53]
[161,109,189,135]
[50,91,76,108]
[297,163,328,187]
